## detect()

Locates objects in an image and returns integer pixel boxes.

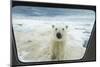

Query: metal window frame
[11,1,96,66]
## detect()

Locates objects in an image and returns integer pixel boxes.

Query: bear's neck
[54,41,64,45]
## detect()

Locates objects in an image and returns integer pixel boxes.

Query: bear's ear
[52,25,55,28]
[66,25,68,29]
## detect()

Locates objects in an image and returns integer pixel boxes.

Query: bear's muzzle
[56,32,62,39]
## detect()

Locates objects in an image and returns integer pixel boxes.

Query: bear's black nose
[56,32,62,39]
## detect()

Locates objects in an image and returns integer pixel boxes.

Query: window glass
[12,6,95,62]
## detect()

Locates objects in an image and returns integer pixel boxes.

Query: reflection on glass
[12,6,95,62]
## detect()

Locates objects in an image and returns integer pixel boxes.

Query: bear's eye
[52,25,55,28]
[62,28,64,30]
[66,26,68,29]
[55,28,57,31]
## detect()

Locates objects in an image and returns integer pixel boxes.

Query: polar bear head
[52,24,68,41]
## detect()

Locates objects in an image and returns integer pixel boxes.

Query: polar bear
[50,24,86,61]
[50,24,68,60]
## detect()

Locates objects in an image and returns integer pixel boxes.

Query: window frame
[11,1,96,66]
